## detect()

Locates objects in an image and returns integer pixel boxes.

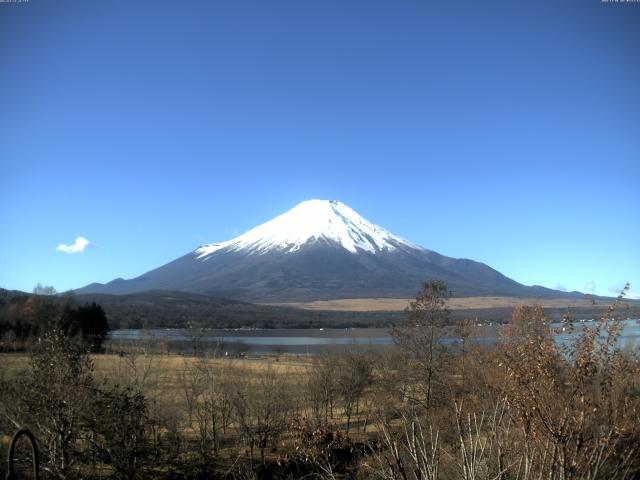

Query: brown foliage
[1,282,639,479]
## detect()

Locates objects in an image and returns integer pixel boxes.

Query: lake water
[107,319,640,355]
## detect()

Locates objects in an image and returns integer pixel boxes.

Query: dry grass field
[0,350,331,478]
[270,295,612,311]
[0,352,315,427]
[0,352,312,375]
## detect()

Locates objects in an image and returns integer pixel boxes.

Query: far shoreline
[265,295,625,312]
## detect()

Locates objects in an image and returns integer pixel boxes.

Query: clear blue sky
[1,0,638,299]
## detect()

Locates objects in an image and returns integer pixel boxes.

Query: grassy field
[0,351,325,470]
[1,352,315,413]
[269,295,617,311]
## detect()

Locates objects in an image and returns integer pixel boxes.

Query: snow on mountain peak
[195,199,417,259]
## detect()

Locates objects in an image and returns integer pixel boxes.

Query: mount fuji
[76,200,573,301]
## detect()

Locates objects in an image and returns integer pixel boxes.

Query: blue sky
[1,0,638,299]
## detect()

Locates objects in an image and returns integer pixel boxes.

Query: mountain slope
[76,200,583,301]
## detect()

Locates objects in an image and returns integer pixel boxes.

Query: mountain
[76,199,583,301]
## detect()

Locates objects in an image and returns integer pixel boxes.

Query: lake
[107,319,640,355]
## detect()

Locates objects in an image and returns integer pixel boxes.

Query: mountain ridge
[76,200,589,302]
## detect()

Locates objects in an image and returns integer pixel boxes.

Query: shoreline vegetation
[3,287,639,336]
[1,281,639,479]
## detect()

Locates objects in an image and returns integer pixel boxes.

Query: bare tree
[306,351,340,424]
[178,357,202,429]
[191,355,232,457]
[365,409,440,480]
[85,385,148,480]
[233,366,292,465]
[1,330,94,477]
[393,280,450,411]
[336,349,374,433]
[32,283,57,296]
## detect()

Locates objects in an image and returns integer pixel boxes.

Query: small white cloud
[555,283,568,292]
[56,236,92,254]
[583,281,596,292]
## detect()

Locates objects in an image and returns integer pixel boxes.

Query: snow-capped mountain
[195,200,417,257]
[76,200,572,301]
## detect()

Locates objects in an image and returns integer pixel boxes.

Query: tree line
[0,287,108,352]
